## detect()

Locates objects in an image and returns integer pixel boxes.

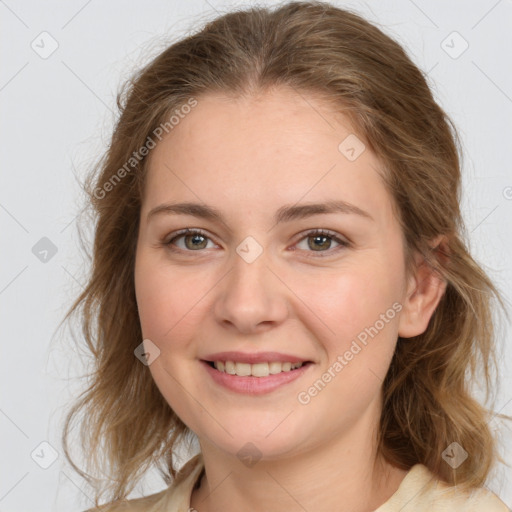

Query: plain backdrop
[1,0,511,510]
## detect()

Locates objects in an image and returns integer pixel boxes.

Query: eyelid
[291,228,350,256]
[164,227,350,255]
[164,228,218,249]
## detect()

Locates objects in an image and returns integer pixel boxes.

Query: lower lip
[201,360,313,395]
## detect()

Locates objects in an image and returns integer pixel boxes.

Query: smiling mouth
[204,360,313,377]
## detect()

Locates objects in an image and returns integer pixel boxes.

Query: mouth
[203,360,313,377]
[200,358,314,395]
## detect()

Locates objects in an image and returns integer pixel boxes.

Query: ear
[398,235,448,338]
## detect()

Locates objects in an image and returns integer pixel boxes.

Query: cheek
[134,254,208,425]
[134,253,219,353]
[291,258,403,344]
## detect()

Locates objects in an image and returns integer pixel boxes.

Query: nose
[213,247,289,334]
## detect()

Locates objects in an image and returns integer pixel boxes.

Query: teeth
[251,362,269,377]
[225,361,236,375]
[213,360,304,377]
[235,362,251,377]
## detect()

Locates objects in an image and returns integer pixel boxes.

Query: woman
[63,2,510,510]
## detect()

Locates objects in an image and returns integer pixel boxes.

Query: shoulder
[82,453,204,512]
[427,484,510,511]
[377,464,509,512]
[82,490,167,512]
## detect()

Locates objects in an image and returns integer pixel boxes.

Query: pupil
[310,235,330,251]
[187,234,207,250]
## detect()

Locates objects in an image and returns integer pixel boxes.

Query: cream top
[88,453,509,511]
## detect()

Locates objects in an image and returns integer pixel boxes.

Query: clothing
[87,453,509,511]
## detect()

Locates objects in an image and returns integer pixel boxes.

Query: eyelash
[163,228,350,257]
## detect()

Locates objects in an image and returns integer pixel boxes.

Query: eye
[165,229,217,252]
[294,229,349,256]
[164,228,350,256]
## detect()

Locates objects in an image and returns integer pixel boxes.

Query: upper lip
[201,351,312,364]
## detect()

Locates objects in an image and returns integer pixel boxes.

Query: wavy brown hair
[62,0,509,506]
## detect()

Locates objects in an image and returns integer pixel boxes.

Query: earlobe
[398,236,448,338]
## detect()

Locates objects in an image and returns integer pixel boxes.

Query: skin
[134,86,446,512]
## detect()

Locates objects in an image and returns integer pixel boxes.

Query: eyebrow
[146,200,373,225]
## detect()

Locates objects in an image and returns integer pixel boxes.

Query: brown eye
[166,229,215,252]
[295,229,349,255]
[183,233,208,250]
[308,234,333,251]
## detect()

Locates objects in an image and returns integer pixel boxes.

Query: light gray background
[1,0,511,510]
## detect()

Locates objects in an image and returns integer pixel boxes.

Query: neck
[190,407,408,512]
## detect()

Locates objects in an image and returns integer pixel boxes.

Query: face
[134,87,414,461]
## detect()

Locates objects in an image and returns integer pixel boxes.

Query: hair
[62,0,510,506]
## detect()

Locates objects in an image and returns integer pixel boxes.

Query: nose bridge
[232,241,270,291]
[214,237,288,332]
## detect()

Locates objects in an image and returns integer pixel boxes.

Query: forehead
[143,87,392,222]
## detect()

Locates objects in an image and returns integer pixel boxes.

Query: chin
[197,416,313,462]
